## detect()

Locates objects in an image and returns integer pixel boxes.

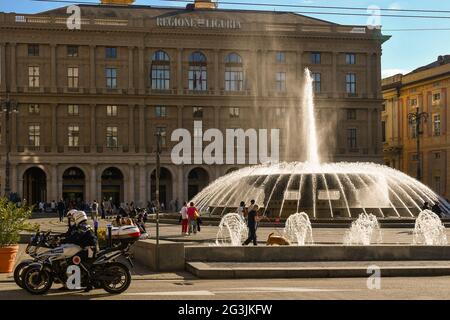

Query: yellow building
[382,55,450,200]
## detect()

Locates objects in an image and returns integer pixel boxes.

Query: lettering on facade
[156,17,241,29]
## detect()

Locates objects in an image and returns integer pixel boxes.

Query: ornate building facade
[0,0,386,207]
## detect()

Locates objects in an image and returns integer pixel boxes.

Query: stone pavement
[25,216,450,245]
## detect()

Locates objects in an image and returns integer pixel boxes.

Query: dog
[266,232,291,246]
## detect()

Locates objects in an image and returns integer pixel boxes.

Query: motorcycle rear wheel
[100,262,131,294]
[23,266,53,295]
[14,260,33,289]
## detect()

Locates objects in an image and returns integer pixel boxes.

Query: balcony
[16,145,51,153]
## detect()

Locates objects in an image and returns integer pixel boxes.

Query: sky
[1,0,450,78]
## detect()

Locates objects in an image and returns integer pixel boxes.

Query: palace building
[0,0,386,208]
[382,55,450,200]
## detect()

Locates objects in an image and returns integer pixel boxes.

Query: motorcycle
[20,227,140,295]
[14,230,64,289]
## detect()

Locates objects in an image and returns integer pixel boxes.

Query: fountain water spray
[215,213,248,246]
[413,210,447,245]
[303,68,320,164]
[344,213,382,245]
[283,212,314,245]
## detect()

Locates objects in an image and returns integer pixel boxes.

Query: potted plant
[0,197,35,273]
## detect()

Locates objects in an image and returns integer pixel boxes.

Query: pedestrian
[187,202,198,235]
[242,204,260,246]
[422,201,430,211]
[247,199,256,213]
[101,201,105,219]
[91,200,99,220]
[180,202,189,235]
[197,213,202,232]
[237,201,246,218]
[432,202,443,218]
[38,201,44,213]
[57,199,66,223]
[51,200,56,213]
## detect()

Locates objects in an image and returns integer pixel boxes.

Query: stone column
[10,43,17,92]
[260,50,267,96]
[0,43,6,92]
[366,52,373,99]
[367,108,373,154]
[51,165,58,202]
[138,47,145,94]
[177,166,184,202]
[129,105,134,150]
[139,164,147,207]
[50,44,57,93]
[139,105,146,153]
[11,108,17,149]
[214,49,220,94]
[374,52,382,99]
[296,50,303,80]
[128,165,135,203]
[177,105,183,128]
[214,106,220,129]
[177,48,183,94]
[128,47,134,93]
[90,104,96,152]
[51,104,57,152]
[90,165,96,202]
[89,45,96,94]
[11,164,17,195]
[332,51,338,98]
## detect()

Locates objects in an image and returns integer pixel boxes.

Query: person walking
[100,201,105,219]
[187,202,198,235]
[180,202,189,235]
[91,200,99,221]
[237,201,246,218]
[242,204,260,246]
[57,199,66,223]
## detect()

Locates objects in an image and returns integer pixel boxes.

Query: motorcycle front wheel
[14,260,33,289]
[100,262,131,294]
[22,266,53,295]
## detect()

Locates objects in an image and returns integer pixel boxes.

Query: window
[193,107,203,118]
[68,104,79,116]
[311,52,321,64]
[28,124,40,146]
[312,72,321,93]
[347,109,356,120]
[347,128,357,149]
[434,176,441,194]
[107,105,117,117]
[346,53,356,65]
[225,53,244,91]
[412,153,419,161]
[435,152,441,159]
[433,114,441,136]
[28,66,40,88]
[28,104,39,115]
[276,51,286,63]
[155,106,167,118]
[106,126,118,148]
[276,72,286,92]
[105,47,117,59]
[229,107,240,118]
[189,52,207,91]
[410,98,418,107]
[382,121,386,142]
[28,44,39,57]
[151,50,170,90]
[432,93,441,104]
[105,68,117,89]
[346,73,356,94]
[67,67,79,89]
[156,127,167,147]
[68,125,80,147]
[67,46,78,57]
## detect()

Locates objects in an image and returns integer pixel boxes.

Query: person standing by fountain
[180,202,189,235]
[237,201,246,219]
[187,202,198,235]
[242,204,260,246]
[432,202,443,218]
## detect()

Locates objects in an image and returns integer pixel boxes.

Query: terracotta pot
[0,245,19,273]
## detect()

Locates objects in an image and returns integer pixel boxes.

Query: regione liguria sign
[156,17,242,29]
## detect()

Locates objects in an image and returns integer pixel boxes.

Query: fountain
[215,213,248,246]
[413,210,448,245]
[283,212,314,245]
[192,69,450,220]
[343,213,382,245]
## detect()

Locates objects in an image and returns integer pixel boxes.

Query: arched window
[188,51,207,91]
[225,53,243,91]
[151,50,170,90]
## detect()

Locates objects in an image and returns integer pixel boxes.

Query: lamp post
[0,93,18,197]
[408,106,428,181]
[154,130,162,272]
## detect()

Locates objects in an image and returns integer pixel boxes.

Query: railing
[13,15,128,27]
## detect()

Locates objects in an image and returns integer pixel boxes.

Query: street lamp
[154,130,162,272]
[408,106,428,181]
[0,93,18,197]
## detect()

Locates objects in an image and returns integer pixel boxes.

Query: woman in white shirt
[180,202,189,235]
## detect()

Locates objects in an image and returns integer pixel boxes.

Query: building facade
[0,0,386,208]
[382,55,450,200]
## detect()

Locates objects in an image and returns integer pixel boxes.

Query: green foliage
[0,197,37,247]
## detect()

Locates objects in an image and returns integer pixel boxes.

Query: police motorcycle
[20,210,140,295]
[14,230,64,289]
